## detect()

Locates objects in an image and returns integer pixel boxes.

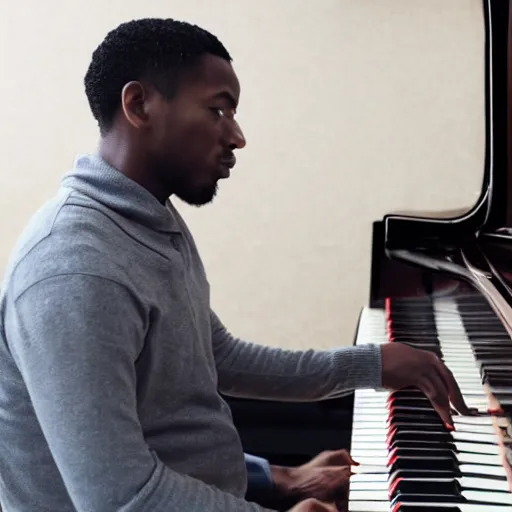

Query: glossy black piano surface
[224,0,512,510]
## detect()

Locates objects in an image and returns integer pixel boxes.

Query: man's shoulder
[3,189,132,301]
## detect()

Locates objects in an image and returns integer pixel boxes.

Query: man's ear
[120,81,150,130]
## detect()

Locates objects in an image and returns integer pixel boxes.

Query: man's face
[145,54,246,206]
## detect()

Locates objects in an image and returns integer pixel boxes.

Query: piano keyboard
[349,295,512,511]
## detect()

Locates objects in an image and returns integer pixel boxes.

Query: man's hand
[300,450,358,469]
[381,342,473,428]
[271,450,354,502]
[287,498,337,511]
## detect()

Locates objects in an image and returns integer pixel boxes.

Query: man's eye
[211,107,225,118]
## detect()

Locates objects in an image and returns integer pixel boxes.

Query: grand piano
[226,0,512,509]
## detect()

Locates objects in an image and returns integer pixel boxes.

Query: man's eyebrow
[212,91,238,109]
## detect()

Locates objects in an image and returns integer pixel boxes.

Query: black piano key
[389,477,512,506]
[473,347,512,355]
[389,440,457,452]
[500,404,512,416]
[390,447,459,460]
[485,374,512,387]
[391,343,443,356]
[389,323,437,330]
[390,479,462,501]
[389,414,444,426]
[388,330,437,336]
[388,405,440,415]
[388,469,461,483]
[467,324,509,333]
[387,466,509,486]
[388,399,437,409]
[390,389,427,398]
[388,442,499,458]
[389,397,437,407]
[391,423,447,433]
[388,431,454,444]
[485,377,512,387]
[391,494,461,504]
[389,478,462,497]
[389,456,460,473]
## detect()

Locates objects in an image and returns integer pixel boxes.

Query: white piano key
[463,489,512,505]
[454,451,503,466]
[460,463,509,478]
[349,489,388,502]
[453,441,501,455]
[349,479,389,491]
[349,456,388,466]
[350,472,389,482]
[350,464,389,475]
[352,430,500,444]
[351,440,501,456]
[350,417,497,434]
[350,449,388,458]
[348,502,388,512]
[460,476,511,492]
[453,416,498,425]
[460,505,512,511]
[350,428,389,437]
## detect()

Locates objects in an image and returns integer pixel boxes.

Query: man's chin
[175,183,218,207]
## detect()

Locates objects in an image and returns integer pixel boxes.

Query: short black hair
[84,18,232,135]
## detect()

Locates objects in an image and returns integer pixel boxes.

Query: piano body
[351,0,512,509]
[225,0,512,509]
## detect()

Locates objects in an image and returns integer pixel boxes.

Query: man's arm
[6,275,270,512]
[211,311,471,427]
[210,310,382,401]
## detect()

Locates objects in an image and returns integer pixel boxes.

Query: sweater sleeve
[6,274,273,512]
[210,310,382,400]
[245,454,274,490]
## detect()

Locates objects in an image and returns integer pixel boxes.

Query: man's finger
[319,468,351,500]
[323,449,359,467]
[348,454,359,466]
[334,449,359,466]
[320,504,337,512]
[437,363,472,416]
[420,374,453,428]
[335,469,352,488]
[308,499,338,512]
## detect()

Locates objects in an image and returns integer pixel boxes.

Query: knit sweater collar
[61,153,181,233]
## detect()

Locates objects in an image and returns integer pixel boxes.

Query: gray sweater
[0,154,382,511]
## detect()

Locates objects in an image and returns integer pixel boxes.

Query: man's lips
[219,155,236,169]
[218,155,236,178]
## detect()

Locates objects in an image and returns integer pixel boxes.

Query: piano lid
[382,0,510,251]
[368,0,512,308]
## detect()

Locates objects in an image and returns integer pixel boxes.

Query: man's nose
[228,120,246,150]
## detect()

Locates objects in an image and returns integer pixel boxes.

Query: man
[0,18,471,512]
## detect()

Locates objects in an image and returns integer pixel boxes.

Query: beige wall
[0,0,485,349]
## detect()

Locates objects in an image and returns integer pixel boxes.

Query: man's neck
[98,135,169,205]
